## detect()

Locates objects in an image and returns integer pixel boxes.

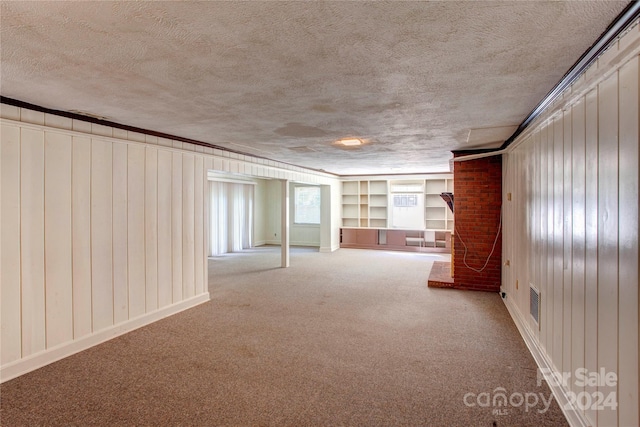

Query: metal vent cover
[530,284,540,327]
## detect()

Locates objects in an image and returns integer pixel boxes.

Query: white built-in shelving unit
[424,178,454,231]
[341,176,453,231]
[341,180,388,228]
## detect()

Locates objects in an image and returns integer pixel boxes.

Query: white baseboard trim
[253,240,266,247]
[1,293,210,383]
[264,240,321,248]
[320,244,340,253]
[290,241,320,247]
[502,295,589,427]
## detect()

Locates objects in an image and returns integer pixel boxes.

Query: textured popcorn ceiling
[0,1,629,175]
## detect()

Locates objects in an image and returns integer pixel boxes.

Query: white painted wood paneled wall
[502,24,640,427]
[0,106,339,382]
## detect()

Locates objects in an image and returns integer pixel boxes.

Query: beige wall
[253,178,268,246]
[261,181,323,248]
[502,24,639,427]
[261,180,338,251]
[289,183,321,247]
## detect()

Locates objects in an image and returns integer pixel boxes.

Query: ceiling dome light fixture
[335,137,364,147]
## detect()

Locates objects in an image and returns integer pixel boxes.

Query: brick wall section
[452,153,502,292]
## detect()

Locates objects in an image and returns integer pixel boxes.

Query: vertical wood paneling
[91,139,113,331]
[44,113,72,130]
[597,72,619,427]
[72,119,91,134]
[546,123,556,359]
[182,155,195,298]
[21,109,44,126]
[539,125,551,353]
[524,143,533,325]
[504,154,514,300]
[112,143,129,324]
[157,150,172,308]
[91,123,112,138]
[515,142,525,314]
[204,157,213,171]
[1,113,339,382]
[145,148,158,311]
[562,108,572,374]
[532,130,541,332]
[506,58,640,425]
[570,98,586,398]
[1,104,20,120]
[230,160,239,174]
[44,132,73,347]
[194,156,204,295]
[617,57,639,427]
[113,128,128,141]
[510,61,639,426]
[583,88,599,427]
[552,116,564,368]
[20,128,46,356]
[517,148,524,309]
[128,145,146,318]
[72,136,92,338]
[172,152,183,302]
[204,157,213,290]
[1,125,22,364]
[520,148,527,309]
[158,137,172,148]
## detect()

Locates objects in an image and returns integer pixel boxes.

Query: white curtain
[209,181,253,256]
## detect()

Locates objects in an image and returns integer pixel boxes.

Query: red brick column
[452,153,502,292]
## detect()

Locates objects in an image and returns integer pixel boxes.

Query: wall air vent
[530,284,540,328]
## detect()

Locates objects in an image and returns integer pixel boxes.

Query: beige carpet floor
[0,246,567,426]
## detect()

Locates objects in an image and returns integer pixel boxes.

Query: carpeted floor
[0,246,567,426]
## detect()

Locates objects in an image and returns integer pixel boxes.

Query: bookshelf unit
[424,177,454,231]
[341,181,359,227]
[341,176,453,232]
[368,180,388,228]
[341,180,388,228]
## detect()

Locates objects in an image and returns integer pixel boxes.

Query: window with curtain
[209,181,254,256]
[294,186,321,224]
